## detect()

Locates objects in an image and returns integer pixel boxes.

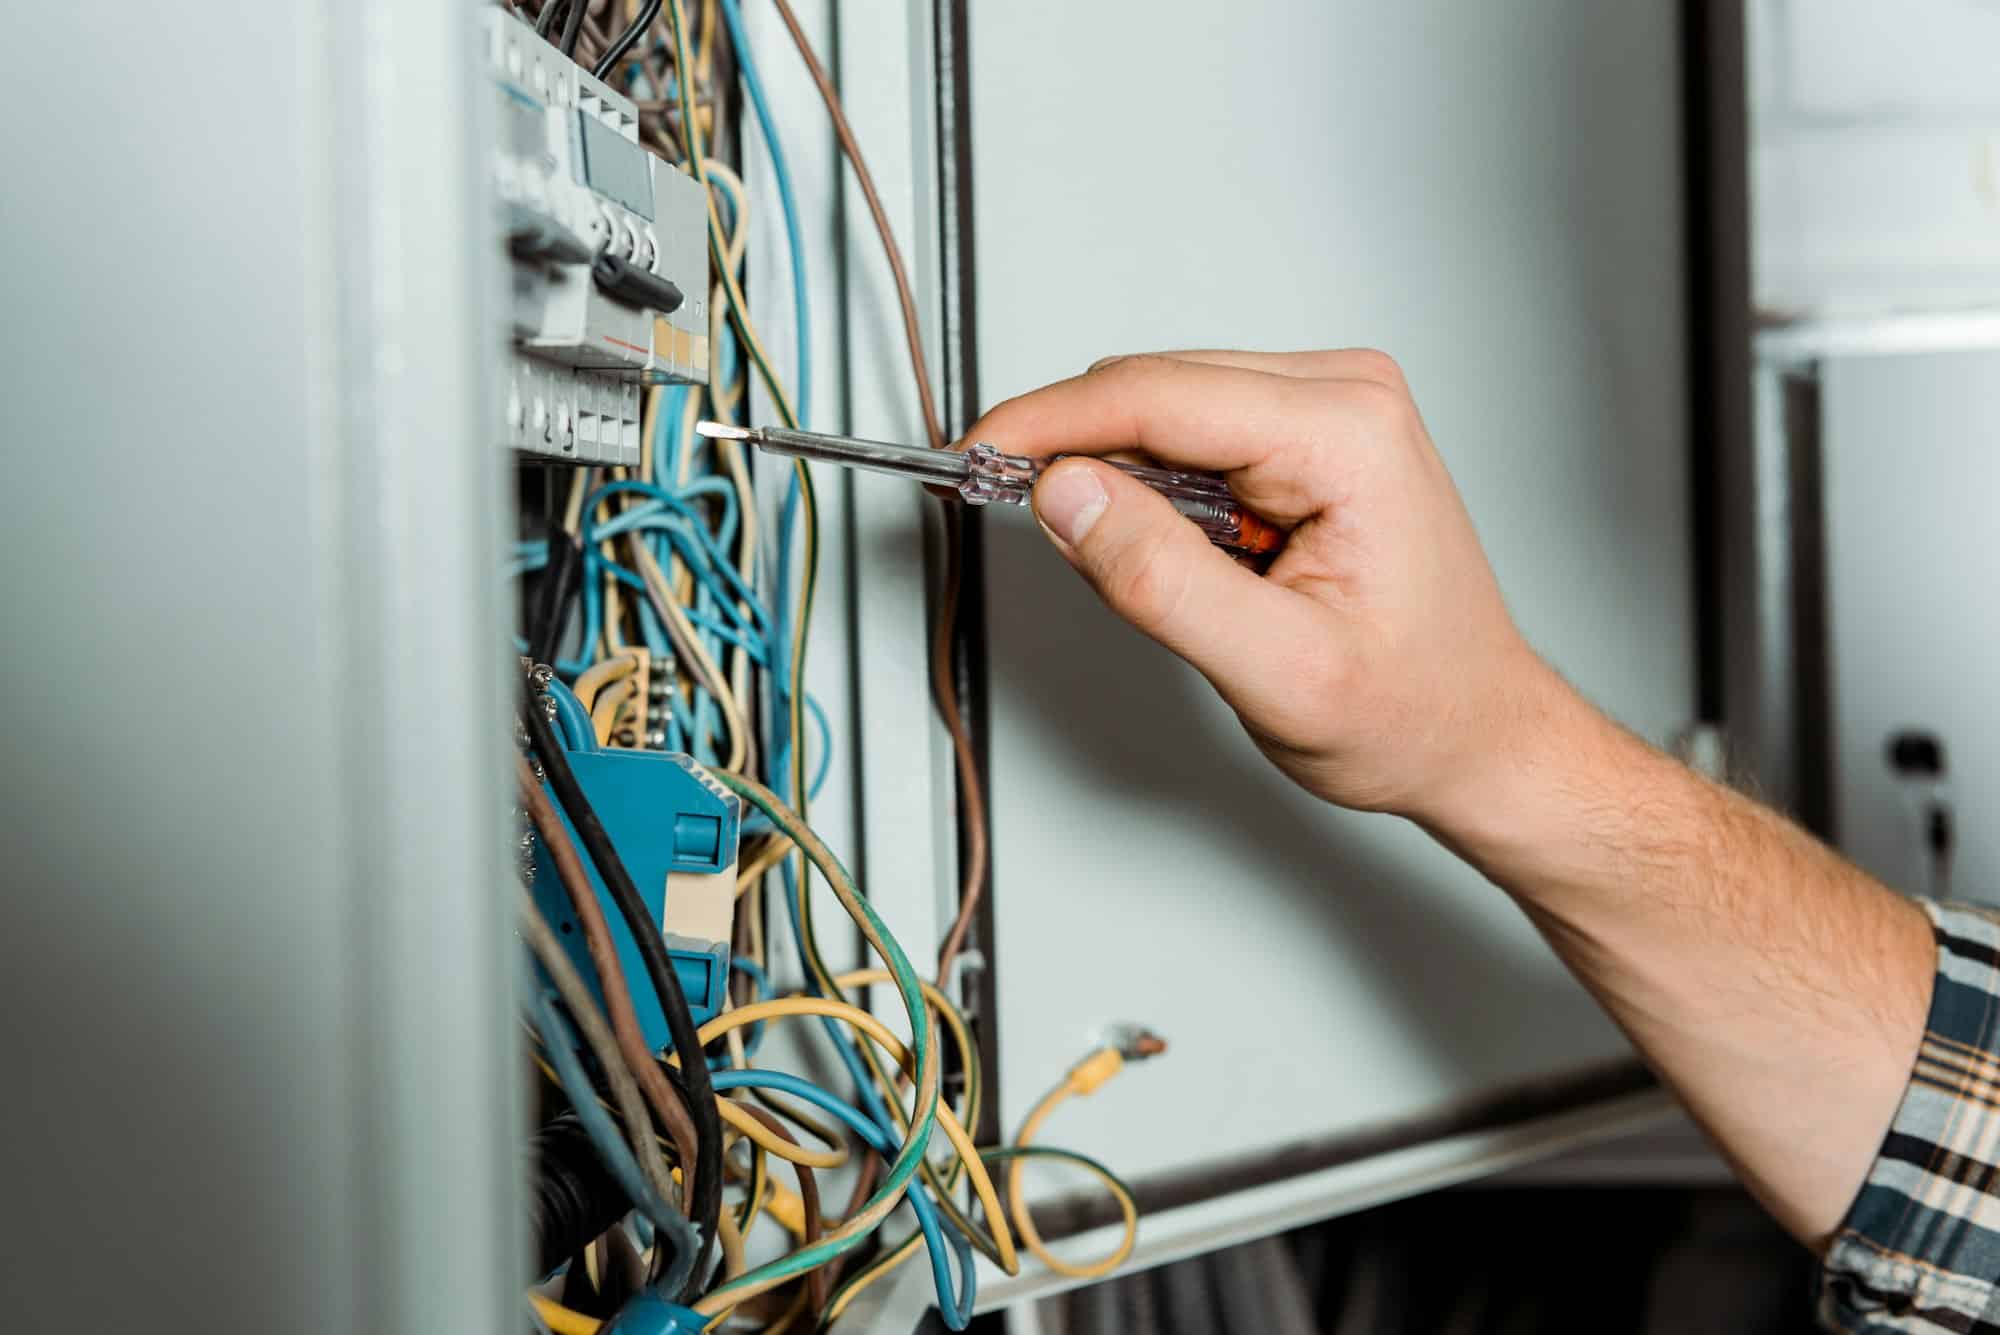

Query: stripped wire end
[694,419,756,442]
[1104,1031,1168,1071]
[1106,1025,1168,1063]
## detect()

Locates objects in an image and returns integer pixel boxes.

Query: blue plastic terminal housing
[529,745,740,1052]
[602,1293,710,1334]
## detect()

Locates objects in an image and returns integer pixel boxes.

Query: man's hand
[966,347,1935,1253]
[965,348,1558,825]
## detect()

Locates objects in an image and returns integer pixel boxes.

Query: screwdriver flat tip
[694,420,756,442]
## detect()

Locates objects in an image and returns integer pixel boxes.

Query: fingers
[967,354,1407,526]
[1031,458,1308,686]
[966,356,1317,472]
[1089,348,1407,387]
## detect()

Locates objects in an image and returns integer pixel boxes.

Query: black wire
[592,0,662,79]
[535,0,566,37]
[528,517,582,668]
[522,693,723,1299]
[559,0,588,57]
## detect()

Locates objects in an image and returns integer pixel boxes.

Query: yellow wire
[1001,1150,1140,1283]
[700,157,751,420]
[737,1159,769,1236]
[631,541,748,772]
[1007,1072,1141,1280]
[590,677,636,745]
[716,1194,748,1282]
[668,383,703,606]
[695,0,718,85]
[697,1186,759,1331]
[712,1093,847,1170]
[666,0,816,926]
[640,383,659,487]
[717,425,757,699]
[703,159,750,272]
[599,470,629,657]
[677,159,762,769]
[831,970,981,1146]
[530,1293,600,1335]
[562,466,589,535]
[806,971,987,1321]
[683,996,1019,1276]
[734,833,795,898]
[666,0,798,430]
[572,647,640,714]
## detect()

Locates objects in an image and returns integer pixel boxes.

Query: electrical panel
[486,8,709,466]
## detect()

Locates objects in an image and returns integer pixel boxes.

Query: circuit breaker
[486,8,709,466]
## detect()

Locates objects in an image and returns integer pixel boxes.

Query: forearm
[1420,666,1935,1248]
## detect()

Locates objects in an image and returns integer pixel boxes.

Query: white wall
[966,0,1692,1252]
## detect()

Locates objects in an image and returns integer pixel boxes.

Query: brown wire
[819,1155,883,1293]
[736,1105,831,1312]
[927,511,989,980]
[516,752,707,1214]
[767,0,942,453]
[766,0,991,988]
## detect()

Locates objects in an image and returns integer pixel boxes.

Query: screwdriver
[693,421,1284,559]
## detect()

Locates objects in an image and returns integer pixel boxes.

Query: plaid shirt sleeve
[1820,901,2000,1333]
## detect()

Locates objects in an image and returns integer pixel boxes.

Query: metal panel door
[1819,348,2000,904]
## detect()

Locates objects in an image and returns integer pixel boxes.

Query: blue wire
[715,956,769,1064]
[514,510,831,794]
[684,605,768,663]
[655,386,689,488]
[636,588,673,662]
[525,971,699,1298]
[714,0,814,837]
[581,481,771,630]
[521,8,835,800]
[668,691,698,752]
[708,1069,974,1329]
[714,0,810,421]
[775,859,915,1217]
[693,689,718,768]
[806,693,832,798]
[763,690,833,807]
[593,478,742,552]
[544,677,598,752]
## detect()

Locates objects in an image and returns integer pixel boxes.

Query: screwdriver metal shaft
[694,421,1283,558]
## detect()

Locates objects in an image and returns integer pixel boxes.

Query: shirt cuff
[1818,899,2000,1333]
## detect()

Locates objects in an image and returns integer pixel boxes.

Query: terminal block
[486,8,710,465]
[528,743,741,1053]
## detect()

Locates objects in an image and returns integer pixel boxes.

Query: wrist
[1406,658,1668,889]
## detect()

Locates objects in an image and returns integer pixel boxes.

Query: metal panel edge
[322,0,521,1329]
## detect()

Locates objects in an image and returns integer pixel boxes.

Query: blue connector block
[603,1294,709,1334]
[530,745,740,1052]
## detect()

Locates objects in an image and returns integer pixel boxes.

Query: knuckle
[1344,347,1407,390]
[1091,351,1174,381]
[1333,376,1412,431]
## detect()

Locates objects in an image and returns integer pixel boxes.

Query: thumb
[1031,458,1295,686]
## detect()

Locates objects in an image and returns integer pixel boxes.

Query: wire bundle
[508,2,1153,1329]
